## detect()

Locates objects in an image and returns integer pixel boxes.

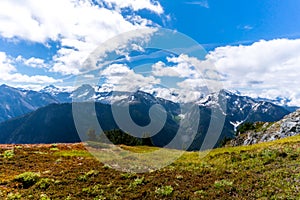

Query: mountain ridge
[0,87,291,150]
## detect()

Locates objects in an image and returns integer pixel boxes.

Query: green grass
[1,136,300,199]
[53,150,92,157]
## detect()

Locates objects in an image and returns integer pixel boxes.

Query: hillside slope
[1,136,300,199]
[231,109,300,146]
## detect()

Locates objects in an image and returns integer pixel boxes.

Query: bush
[130,177,145,188]
[6,192,21,200]
[37,178,53,189]
[3,149,14,159]
[237,122,256,134]
[14,172,40,188]
[155,185,174,196]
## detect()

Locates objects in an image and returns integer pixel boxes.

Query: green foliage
[155,185,174,196]
[194,190,207,196]
[237,122,274,135]
[214,179,233,188]
[130,177,145,188]
[121,173,136,179]
[6,192,22,200]
[102,129,143,146]
[3,149,15,159]
[50,147,59,151]
[78,170,99,181]
[37,178,54,189]
[237,122,256,134]
[102,164,111,170]
[3,134,300,199]
[40,194,51,200]
[218,136,232,147]
[64,196,72,200]
[176,175,183,180]
[51,143,58,147]
[86,128,154,147]
[14,172,40,188]
[140,132,153,146]
[54,150,91,157]
[82,184,104,196]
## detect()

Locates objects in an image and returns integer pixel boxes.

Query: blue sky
[161,0,300,47]
[0,0,300,105]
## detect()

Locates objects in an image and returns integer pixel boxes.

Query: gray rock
[231,109,300,146]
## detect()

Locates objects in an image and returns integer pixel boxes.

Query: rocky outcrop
[230,109,300,146]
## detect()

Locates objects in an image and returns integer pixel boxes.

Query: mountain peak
[41,85,71,95]
[0,84,10,88]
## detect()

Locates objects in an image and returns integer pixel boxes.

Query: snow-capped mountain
[255,96,298,112]
[0,84,59,122]
[197,89,291,131]
[0,84,293,149]
[0,84,292,129]
[40,85,72,103]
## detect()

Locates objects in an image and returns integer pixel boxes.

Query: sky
[1,0,300,105]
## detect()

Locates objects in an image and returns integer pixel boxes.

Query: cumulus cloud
[152,54,210,78]
[152,61,180,77]
[0,52,16,74]
[0,0,164,75]
[16,56,48,68]
[205,38,300,105]
[0,52,61,84]
[94,38,300,105]
[99,63,160,92]
[99,0,164,14]
[149,53,223,102]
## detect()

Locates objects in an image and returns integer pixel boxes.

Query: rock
[230,109,300,146]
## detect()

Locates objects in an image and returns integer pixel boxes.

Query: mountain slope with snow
[0,84,59,122]
[0,85,292,149]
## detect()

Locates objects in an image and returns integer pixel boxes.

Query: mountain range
[0,84,294,150]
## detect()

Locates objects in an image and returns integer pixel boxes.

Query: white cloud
[0,52,61,85]
[243,25,253,30]
[152,54,209,78]
[149,54,222,102]
[16,56,48,68]
[99,63,160,92]
[152,61,180,77]
[0,52,16,74]
[0,0,164,75]
[2,73,61,84]
[100,0,164,14]
[205,38,300,106]
[185,0,209,8]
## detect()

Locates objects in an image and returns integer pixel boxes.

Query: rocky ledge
[230,109,300,146]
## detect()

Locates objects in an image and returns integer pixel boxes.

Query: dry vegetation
[1,136,300,199]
